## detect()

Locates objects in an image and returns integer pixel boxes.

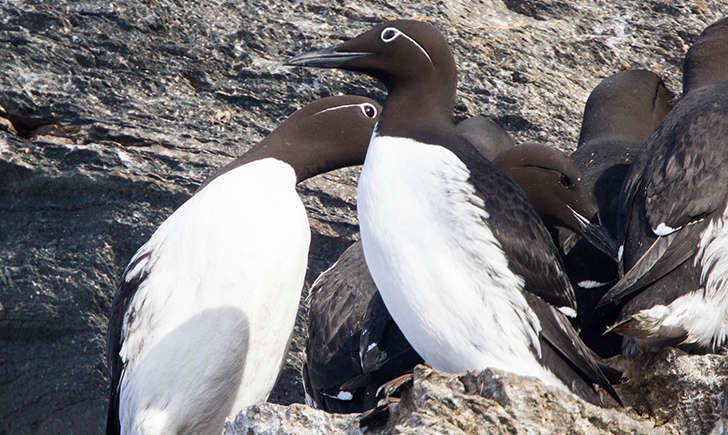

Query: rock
[224,403,360,435]
[612,349,728,434]
[225,364,668,434]
[1,0,727,433]
[712,402,728,435]
[380,366,666,434]
[227,352,728,434]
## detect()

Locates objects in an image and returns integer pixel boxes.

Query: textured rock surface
[1,0,727,433]
[374,366,661,434]
[226,351,728,434]
[223,364,651,434]
[611,349,728,434]
[224,403,360,435]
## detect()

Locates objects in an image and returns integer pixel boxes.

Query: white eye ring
[380,27,401,43]
[359,103,378,118]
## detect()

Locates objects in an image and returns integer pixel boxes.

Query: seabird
[303,116,514,413]
[303,239,421,412]
[494,143,618,260]
[304,136,619,412]
[572,69,675,239]
[105,95,381,434]
[682,17,728,94]
[565,69,674,356]
[596,18,728,354]
[289,19,620,405]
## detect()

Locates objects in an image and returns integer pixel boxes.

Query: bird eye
[361,103,377,118]
[380,27,400,43]
[560,174,572,188]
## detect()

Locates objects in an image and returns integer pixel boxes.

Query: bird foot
[376,372,414,399]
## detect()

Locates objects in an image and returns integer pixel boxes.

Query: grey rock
[612,349,728,434]
[1,0,727,433]
[381,366,665,434]
[226,364,670,434]
[712,401,728,435]
[224,403,361,435]
[227,353,728,434]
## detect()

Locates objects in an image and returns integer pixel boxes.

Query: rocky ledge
[226,349,728,434]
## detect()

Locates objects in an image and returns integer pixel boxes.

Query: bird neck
[200,131,361,191]
[240,129,365,184]
[376,77,456,138]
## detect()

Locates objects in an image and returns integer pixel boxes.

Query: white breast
[118,158,310,434]
[357,136,563,388]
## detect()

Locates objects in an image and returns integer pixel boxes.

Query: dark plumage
[565,69,675,357]
[303,241,422,412]
[682,17,728,94]
[456,116,515,160]
[597,67,728,353]
[302,127,616,412]
[290,20,620,407]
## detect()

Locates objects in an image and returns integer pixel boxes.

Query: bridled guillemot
[105,95,380,434]
[289,19,620,405]
[303,116,515,413]
[596,17,728,354]
[303,136,620,412]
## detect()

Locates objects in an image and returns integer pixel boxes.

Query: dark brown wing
[602,85,728,309]
[525,293,622,406]
[643,86,728,231]
[304,241,421,413]
[457,142,576,311]
[105,249,153,435]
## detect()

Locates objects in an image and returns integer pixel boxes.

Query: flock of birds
[104,16,728,434]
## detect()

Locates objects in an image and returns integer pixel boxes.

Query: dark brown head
[288,20,457,128]
[574,70,675,237]
[577,69,674,148]
[200,95,381,189]
[494,144,618,260]
[683,17,728,94]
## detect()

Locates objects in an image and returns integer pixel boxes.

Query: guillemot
[304,138,620,412]
[303,239,420,413]
[494,143,618,260]
[303,116,515,413]
[289,20,620,405]
[105,95,380,434]
[596,18,728,353]
[565,70,674,357]
[572,69,675,239]
[682,17,728,94]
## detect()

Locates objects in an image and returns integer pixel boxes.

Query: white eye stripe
[312,103,377,118]
[379,26,433,66]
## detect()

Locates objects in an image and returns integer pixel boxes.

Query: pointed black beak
[287,47,371,68]
[570,207,619,261]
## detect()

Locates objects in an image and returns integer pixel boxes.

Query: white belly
[357,136,559,386]
[118,158,310,434]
